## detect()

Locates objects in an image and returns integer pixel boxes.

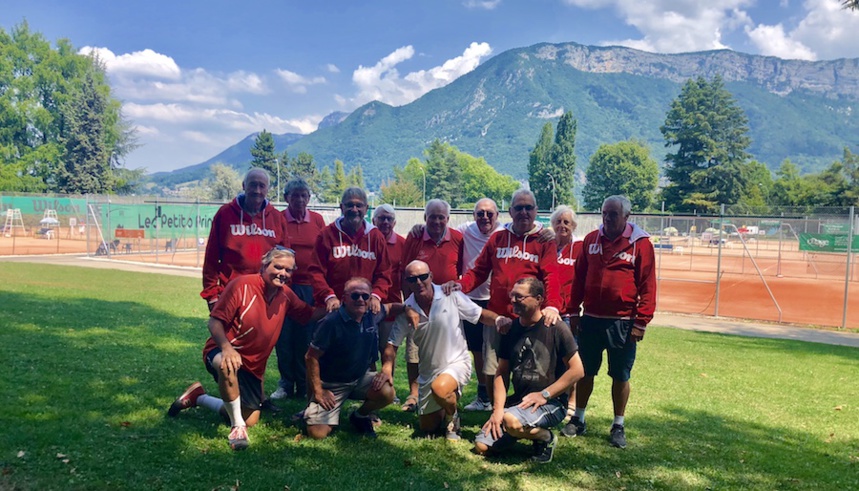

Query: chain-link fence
[2,193,856,329]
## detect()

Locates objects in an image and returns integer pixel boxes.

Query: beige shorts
[303,371,375,426]
[418,360,471,415]
[482,323,502,377]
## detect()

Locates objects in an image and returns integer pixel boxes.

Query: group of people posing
[167,167,656,464]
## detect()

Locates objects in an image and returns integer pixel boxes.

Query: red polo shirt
[402,227,463,284]
[283,207,327,286]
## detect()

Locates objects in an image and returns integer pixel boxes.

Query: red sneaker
[167,382,205,417]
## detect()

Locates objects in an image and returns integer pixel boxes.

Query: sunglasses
[512,204,535,212]
[273,245,296,254]
[405,273,430,284]
[475,211,495,218]
[350,292,371,301]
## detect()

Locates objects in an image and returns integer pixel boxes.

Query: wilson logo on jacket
[229,224,276,238]
[496,246,539,263]
[332,244,377,260]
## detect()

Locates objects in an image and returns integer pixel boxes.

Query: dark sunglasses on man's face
[475,211,495,218]
[405,273,430,284]
[350,292,371,301]
[512,204,535,212]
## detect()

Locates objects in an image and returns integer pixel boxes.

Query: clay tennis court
[3,228,856,328]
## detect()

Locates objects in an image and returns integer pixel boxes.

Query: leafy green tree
[249,130,277,197]
[208,163,242,201]
[0,22,134,193]
[458,152,519,205]
[379,176,422,207]
[347,163,365,188]
[287,151,318,194]
[55,70,113,194]
[660,76,751,212]
[528,123,554,208]
[317,165,334,202]
[331,160,347,200]
[583,141,658,211]
[843,1,858,11]
[424,139,463,206]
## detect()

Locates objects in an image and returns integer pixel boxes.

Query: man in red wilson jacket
[306,187,392,315]
[201,168,290,311]
[442,189,561,407]
[564,195,656,449]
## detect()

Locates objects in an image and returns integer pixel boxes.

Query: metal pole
[547,173,556,211]
[106,198,112,259]
[714,203,724,317]
[777,223,783,277]
[842,206,854,330]
[657,201,664,309]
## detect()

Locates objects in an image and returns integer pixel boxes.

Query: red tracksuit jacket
[306,218,392,304]
[569,223,657,329]
[201,195,290,303]
[458,223,561,317]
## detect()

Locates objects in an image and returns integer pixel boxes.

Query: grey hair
[284,178,311,198]
[550,205,578,232]
[260,246,295,269]
[341,187,368,205]
[373,203,396,219]
[603,195,632,216]
[244,167,271,186]
[511,188,536,206]
[425,199,450,216]
[473,198,498,214]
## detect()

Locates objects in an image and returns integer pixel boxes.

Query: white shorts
[417,359,472,415]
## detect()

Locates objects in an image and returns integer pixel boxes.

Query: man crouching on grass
[168,246,324,451]
[303,277,414,440]
[474,278,584,464]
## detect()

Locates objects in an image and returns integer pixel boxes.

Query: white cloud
[326,63,340,73]
[227,71,269,94]
[124,102,321,135]
[745,23,816,60]
[350,42,492,107]
[133,124,160,136]
[275,69,327,93]
[182,130,215,144]
[79,46,181,79]
[784,0,859,60]
[563,0,754,53]
[464,0,502,9]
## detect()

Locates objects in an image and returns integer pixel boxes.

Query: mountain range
[149,42,859,190]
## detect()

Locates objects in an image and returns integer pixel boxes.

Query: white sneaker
[464,397,492,411]
[270,387,290,400]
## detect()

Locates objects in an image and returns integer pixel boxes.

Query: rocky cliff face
[529,43,859,99]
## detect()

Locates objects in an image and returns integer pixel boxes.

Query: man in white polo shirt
[374,260,509,440]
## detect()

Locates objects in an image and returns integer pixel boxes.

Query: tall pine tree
[528,123,554,209]
[528,112,577,209]
[249,130,277,197]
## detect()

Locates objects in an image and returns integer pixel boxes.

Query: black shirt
[311,305,386,383]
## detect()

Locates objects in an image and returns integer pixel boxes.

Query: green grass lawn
[1,262,857,490]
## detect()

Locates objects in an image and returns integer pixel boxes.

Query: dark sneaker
[370,413,383,428]
[228,425,250,451]
[531,431,557,464]
[168,382,205,417]
[445,412,462,441]
[464,397,492,411]
[561,416,586,437]
[610,424,627,449]
[349,411,377,439]
[260,398,282,414]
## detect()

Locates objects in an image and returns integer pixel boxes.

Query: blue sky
[3,0,859,173]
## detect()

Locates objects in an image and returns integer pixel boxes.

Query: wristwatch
[541,389,551,399]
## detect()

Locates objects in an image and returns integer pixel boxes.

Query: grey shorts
[474,398,567,449]
[482,323,502,376]
[304,371,376,426]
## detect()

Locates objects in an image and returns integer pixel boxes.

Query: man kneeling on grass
[474,277,584,464]
[303,277,413,439]
[168,246,325,451]
[375,260,508,440]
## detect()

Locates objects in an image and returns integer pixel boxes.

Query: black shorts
[463,298,488,352]
[578,316,637,382]
[205,348,263,411]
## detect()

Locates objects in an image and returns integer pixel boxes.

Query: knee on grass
[307,424,333,440]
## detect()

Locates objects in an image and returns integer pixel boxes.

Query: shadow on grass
[2,279,858,490]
